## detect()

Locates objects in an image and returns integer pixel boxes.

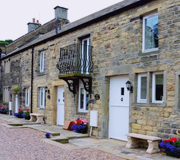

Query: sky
[0,0,123,41]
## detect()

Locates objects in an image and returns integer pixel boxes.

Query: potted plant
[24,108,30,120]
[17,108,24,118]
[0,106,7,114]
[160,138,180,158]
[72,118,88,134]
[11,87,20,94]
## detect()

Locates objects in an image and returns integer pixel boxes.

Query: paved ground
[0,118,125,160]
[0,115,179,160]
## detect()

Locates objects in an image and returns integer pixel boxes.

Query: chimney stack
[54,6,68,19]
[27,18,41,33]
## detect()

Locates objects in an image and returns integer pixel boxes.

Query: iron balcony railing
[56,44,93,76]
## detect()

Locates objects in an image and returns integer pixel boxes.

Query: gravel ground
[0,119,124,160]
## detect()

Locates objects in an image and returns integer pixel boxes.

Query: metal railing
[56,44,93,75]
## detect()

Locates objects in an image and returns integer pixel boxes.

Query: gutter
[30,47,34,113]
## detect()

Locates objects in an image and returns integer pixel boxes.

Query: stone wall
[2,0,180,139]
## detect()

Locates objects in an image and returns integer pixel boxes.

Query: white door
[57,86,65,125]
[109,76,130,141]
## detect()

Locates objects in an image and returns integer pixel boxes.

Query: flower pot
[25,115,30,120]
[17,114,24,118]
[1,110,7,114]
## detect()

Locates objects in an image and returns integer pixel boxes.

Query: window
[4,60,10,74]
[40,52,44,72]
[78,81,89,112]
[25,88,29,107]
[81,38,90,74]
[137,74,147,103]
[39,88,46,108]
[152,72,164,103]
[143,12,158,53]
[3,87,10,103]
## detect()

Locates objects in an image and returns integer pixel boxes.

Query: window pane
[155,74,163,101]
[41,89,43,106]
[26,89,28,106]
[141,77,147,99]
[145,15,158,50]
[86,92,89,110]
[80,88,84,109]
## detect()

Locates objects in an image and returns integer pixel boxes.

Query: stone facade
[1,0,180,139]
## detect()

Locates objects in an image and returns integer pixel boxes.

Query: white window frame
[40,52,44,73]
[152,72,164,104]
[142,12,159,53]
[137,74,147,103]
[25,88,30,107]
[39,88,45,108]
[78,81,89,113]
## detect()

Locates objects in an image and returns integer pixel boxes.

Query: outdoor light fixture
[45,86,50,94]
[45,86,48,92]
[126,81,133,93]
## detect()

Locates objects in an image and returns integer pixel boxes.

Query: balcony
[56,43,93,94]
[57,43,93,77]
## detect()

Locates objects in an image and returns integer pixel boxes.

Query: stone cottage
[1,0,180,140]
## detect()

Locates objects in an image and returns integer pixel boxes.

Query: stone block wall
[2,0,180,139]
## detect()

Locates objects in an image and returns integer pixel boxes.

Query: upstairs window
[81,38,90,74]
[143,12,158,53]
[39,88,46,108]
[137,74,147,103]
[40,52,44,72]
[4,60,10,74]
[152,72,164,103]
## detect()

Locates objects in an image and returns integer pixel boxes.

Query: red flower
[76,119,82,125]
[71,121,75,125]
[164,138,178,143]
[26,108,30,112]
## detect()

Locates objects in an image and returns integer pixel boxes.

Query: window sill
[37,107,46,110]
[133,102,166,107]
[37,72,46,76]
[139,50,159,56]
[76,111,88,115]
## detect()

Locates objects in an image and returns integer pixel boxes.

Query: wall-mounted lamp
[45,86,48,92]
[126,81,133,93]
[45,86,50,94]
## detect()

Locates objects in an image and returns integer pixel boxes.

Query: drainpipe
[31,47,34,113]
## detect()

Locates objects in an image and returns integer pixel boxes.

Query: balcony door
[81,38,90,74]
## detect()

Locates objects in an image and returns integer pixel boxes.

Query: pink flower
[81,119,88,125]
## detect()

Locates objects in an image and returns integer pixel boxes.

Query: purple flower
[14,113,19,117]
[160,141,165,149]
[45,133,51,138]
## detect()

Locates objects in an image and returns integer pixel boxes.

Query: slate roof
[2,0,147,59]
